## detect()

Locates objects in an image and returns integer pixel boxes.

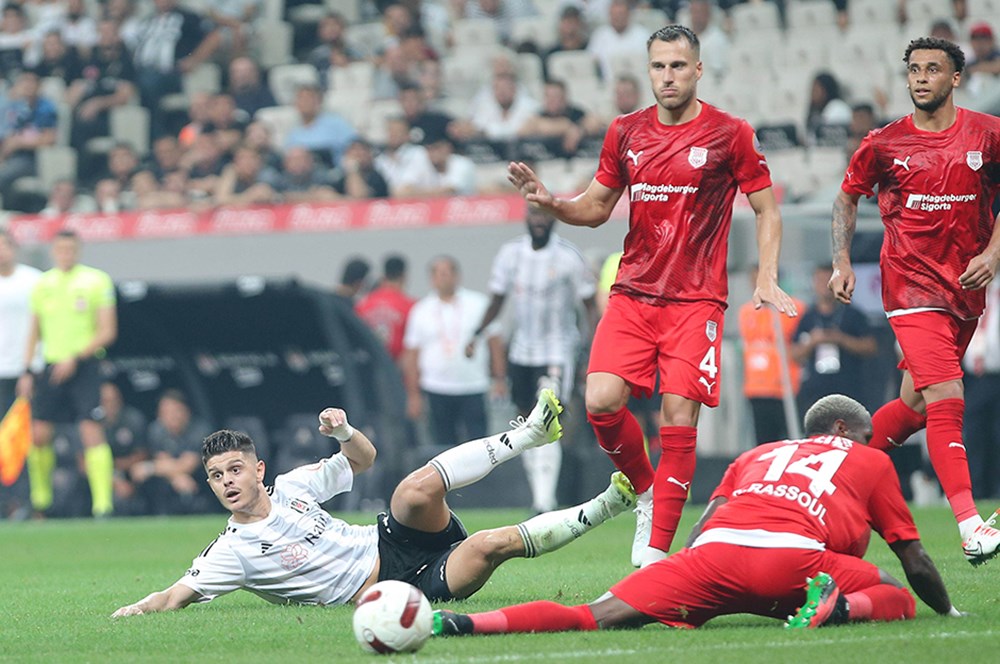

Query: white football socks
[517,481,628,557]
[429,427,539,491]
[522,443,562,513]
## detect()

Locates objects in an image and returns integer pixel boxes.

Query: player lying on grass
[112,389,636,616]
[433,394,961,635]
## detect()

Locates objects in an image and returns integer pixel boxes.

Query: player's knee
[392,473,439,513]
[585,385,628,415]
[465,529,518,562]
[922,380,964,403]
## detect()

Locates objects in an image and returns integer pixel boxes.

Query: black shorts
[32,358,103,424]
[376,510,468,602]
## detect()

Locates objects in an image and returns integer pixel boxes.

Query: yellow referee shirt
[30,264,116,363]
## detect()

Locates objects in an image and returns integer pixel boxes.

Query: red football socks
[925,398,978,522]
[870,399,926,452]
[845,585,916,622]
[588,407,654,494]
[470,602,598,634]
[648,425,697,553]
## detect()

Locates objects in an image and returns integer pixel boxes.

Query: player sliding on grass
[433,395,961,635]
[112,389,636,616]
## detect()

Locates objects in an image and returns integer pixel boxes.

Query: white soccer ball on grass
[352,580,433,654]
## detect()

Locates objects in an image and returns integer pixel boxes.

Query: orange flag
[0,397,32,486]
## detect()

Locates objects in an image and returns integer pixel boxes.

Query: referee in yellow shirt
[16,230,117,517]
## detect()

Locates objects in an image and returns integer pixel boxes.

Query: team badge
[705,320,717,342]
[289,498,309,513]
[967,151,983,171]
[688,147,708,168]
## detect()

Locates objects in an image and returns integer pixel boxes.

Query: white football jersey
[176,454,379,606]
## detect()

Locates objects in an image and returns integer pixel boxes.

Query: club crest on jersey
[688,147,708,168]
[289,498,309,513]
[967,151,983,171]
[705,320,718,342]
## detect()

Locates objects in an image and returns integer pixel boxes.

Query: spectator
[517,79,601,156]
[379,1,416,51]
[608,73,641,120]
[104,141,140,189]
[100,381,149,516]
[207,0,260,59]
[61,0,99,56]
[790,264,877,416]
[308,11,361,85]
[144,135,184,181]
[67,19,136,153]
[285,84,357,167]
[131,0,221,137]
[543,5,589,69]
[402,255,502,448]
[965,21,1000,106]
[202,93,247,157]
[845,102,878,157]
[738,265,803,446]
[805,71,852,145]
[356,254,416,361]
[333,257,371,305]
[689,0,729,80]
[227,56,276,119]
[461,0,535,46]
[180,133,227,199]
[178,91,213,147]
[29,31,82,83]
[453,69,540,141]
[0,229,41,414]
[962,280,1000,499]
[265,145,339,202]
[94,177,124,212]
[0,6,33,81]
[126,169,180,209]
[133,389,213,515]
[41,179,95,216]
[243,120,282,170]
[103,0,143,48]
[399,25,438,70]
[399,82,453,145]
[587,0,648,81]
[214,145,276,206]
[374,116,437,196]
[401,135,477,196]
[372,42,420,100]
[332,138,390,199]
[0,70,58,206]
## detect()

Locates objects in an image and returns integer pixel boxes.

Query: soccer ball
[353,580,433,654]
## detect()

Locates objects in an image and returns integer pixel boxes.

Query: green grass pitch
[2,505,996,663]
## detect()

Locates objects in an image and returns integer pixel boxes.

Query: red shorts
[588,295,725,407]
[889,311,978,391]
[610,543,882,628]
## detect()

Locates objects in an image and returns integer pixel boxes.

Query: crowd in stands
[0,0,996,216]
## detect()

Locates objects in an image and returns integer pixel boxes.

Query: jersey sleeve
[275,452,355,504]
[175,537,245,601]
[731,121,772,195]
[91,270,116,308]
[487,244,515,296]
[867,457,920,544]
[594,118,626,189]
[842,133,878,197]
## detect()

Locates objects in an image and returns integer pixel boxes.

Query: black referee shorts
[32,358,103,424]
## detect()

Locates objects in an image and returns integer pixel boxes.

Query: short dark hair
[54,229,79,242]
[647,25,700,55]
[340,257,371,287]
[159,388,189,408]
[384,254,407,280]
[803,395,872,438]
[202,429,258,465]
[904,36,966,73]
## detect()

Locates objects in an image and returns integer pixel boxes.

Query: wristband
[329,423,356,442]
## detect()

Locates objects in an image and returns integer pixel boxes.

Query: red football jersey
[707,435,919,557]
[595,102,772,307]
[842,108,1000,319]
[355,286,415,359]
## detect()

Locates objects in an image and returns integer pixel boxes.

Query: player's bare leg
[639,393,701,566]
[585,371,656,567]
[433,589,651,636]
[443,473,637,598]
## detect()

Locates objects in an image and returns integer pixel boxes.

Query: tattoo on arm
[831,194,857,263]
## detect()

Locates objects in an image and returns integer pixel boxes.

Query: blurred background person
[356,254,415,363]
[99,381,149,516]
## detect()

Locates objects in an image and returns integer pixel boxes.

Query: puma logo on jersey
[893,155,912,171]
[666,477,691,491]
[699,376,716,394]
[627,149,643,166]
[949,442,967,451]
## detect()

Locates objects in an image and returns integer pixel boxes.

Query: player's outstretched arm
[507,161,623,228]
[747,187,797,316]
[830,190,860,304]
[889,539,954,615]
[319,407,376,475]
[111,583,200,617]
[959,210,1000,290]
